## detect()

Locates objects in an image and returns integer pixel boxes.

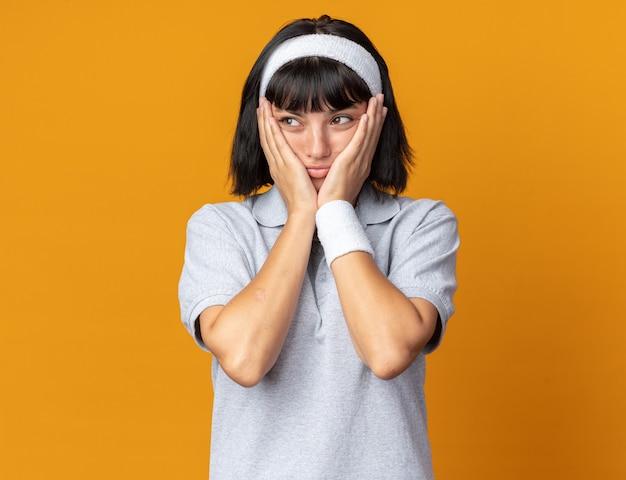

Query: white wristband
[315,200,374,267]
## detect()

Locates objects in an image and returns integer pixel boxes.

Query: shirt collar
[250,183,400,228]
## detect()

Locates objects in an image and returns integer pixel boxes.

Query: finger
[257,99,284,182]
[258,100,312,194]
[264,110,303,174]
[361,94,386,160]
[350,95,383,158]
[259,101,278,162]
[339,96,380,166]
[257,98,273,158]
[260,99,291,171]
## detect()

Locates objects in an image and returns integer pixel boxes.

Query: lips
[306,167,330,179]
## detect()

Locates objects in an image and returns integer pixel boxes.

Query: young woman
[179,15,459,480]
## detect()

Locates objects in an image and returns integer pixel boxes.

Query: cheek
[331,130,357,153]
[281,132,305,156]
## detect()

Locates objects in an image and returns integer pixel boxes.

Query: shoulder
[392,197,459,248]
[186,198,258,233]
[396,196,457,225]
[360,184,457,228]
[188,187,287,230]
[188,199,253,224]
[358,184,456,226]
[367,191,459,258]
[183,200,260,249]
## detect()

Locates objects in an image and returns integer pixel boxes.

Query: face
[271,101,368,191]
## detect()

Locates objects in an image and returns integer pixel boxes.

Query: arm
[199,211,315,387]
[330,252,439,380]
[316,94,449,379]
[198,98,318,388]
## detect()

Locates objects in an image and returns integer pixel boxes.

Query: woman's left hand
[317,94,387,207]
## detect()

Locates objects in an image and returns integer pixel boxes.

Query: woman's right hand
[257,97,318,217]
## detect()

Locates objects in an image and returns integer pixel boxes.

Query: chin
[312,179,325,192]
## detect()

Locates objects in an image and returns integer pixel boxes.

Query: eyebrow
[278,103,362,116]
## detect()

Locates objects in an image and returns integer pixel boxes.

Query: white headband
[259,34,382,98]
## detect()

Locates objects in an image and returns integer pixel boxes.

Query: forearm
[200,211,315,386]
[331,252,438,379]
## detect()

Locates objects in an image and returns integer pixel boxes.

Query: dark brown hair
[230,15,413,197]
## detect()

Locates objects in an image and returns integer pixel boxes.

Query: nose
[305,127,331,160]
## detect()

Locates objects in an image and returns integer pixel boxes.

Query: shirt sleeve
[387,201,460,353]
[178,205,256,351]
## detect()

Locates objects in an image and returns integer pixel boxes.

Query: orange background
[1,1,625,479]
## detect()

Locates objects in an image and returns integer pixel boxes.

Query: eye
[278,117,302,127]
[330,115,353,125]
